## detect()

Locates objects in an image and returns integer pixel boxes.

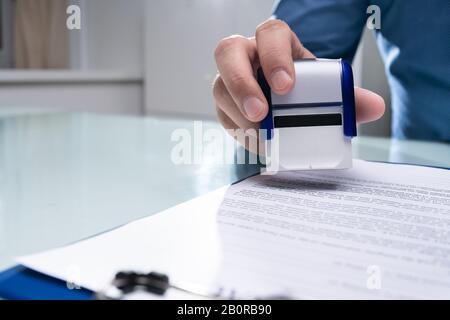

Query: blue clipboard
[0,265,92,300]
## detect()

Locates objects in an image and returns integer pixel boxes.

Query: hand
[213,19,385,152]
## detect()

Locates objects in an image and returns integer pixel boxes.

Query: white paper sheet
[17,160,450,299]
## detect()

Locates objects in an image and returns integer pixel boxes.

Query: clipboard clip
[95,271,295,300]
[95,271,220,300]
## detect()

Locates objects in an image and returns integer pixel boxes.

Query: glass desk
[0,112,448,271]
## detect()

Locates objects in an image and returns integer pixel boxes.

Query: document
[17,160,450,299]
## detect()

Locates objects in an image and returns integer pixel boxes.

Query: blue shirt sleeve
[273,0,369,62]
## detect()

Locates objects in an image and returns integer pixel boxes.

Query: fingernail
[271,69,292,92]
[243,96,264,120]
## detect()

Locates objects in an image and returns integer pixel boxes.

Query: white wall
[357,30,391,137]
[144,0,275,118]
[81,0,144,72]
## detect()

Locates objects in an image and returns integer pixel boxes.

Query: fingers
[213,75,259,131]
[215,106,238,131]
[354,87,385,123]
[214,19,385,154]
[214,35,268,122]
[255,19,315,95]
[215,80,385,154]
[216,107,261,155]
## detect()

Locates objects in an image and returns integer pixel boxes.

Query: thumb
[354,87,385,123]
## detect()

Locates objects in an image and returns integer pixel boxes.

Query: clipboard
[0,265,92,300]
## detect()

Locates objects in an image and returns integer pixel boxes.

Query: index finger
[256,19,315,94]
[214,36,268,122]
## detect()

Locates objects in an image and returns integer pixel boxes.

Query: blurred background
[0,0,391,136]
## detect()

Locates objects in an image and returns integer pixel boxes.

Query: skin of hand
[213,19,385,154]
